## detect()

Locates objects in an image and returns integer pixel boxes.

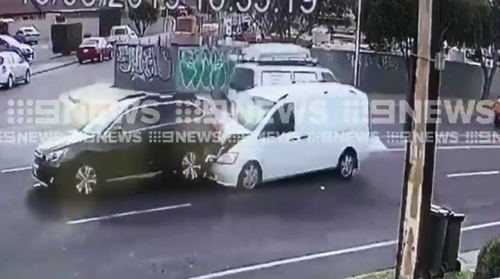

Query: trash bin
[425,205,450,278]
[442,211,466,272]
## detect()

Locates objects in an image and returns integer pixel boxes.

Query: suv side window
[156,103,178,124]
[321,72,338,82]
[115,107,145,131]
[293,71,317,83]
[261,102,295,137]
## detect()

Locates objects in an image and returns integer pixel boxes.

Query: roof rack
[236,55,319,66]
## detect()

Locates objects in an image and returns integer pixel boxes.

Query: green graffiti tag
[177,47,235,92]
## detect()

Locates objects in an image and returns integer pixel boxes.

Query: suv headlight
[216,152,238,164]
[47,149,67,162]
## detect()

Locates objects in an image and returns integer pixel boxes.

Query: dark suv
[32,93,221,196]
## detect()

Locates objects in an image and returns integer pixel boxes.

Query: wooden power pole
[395,0,443,277]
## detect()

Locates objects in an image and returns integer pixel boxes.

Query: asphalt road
[1,63,500,279]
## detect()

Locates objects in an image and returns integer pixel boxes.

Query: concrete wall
[311,48,500,99]
[113,41,500,100]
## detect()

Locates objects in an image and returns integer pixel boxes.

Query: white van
[108,25,138,43]
[226,43,338,108]
[208,82,372,190]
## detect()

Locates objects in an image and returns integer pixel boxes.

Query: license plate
[83,49,88,53]
[32,163,38,176]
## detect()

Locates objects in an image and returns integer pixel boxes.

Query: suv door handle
[289,137,298,141]
[300,135,308,140]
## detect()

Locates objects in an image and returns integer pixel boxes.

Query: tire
[24,70,31,84]
[4,75,14,89]
[178,150,203,182]
[236,161,262,190]
[67,164,100,197]
[78,59,84,64]
[336,149,357,180]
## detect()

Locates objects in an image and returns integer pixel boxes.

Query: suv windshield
[80,98,137,135]
[229,67,254,91]
[235,96,275,131]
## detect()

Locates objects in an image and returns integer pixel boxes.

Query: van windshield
[235,96,275,131]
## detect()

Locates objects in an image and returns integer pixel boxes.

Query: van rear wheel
[336,150,357,180]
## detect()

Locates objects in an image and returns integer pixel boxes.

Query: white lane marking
[188,220,500,279]
[462,220,500,231]
[66,203,192,225]
[447,171,499,178]
[1,166,32,174]
[187,240,398,279]
[386,145,500,152]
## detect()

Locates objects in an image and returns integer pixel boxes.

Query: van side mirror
[259,122,277,138]
[113,123,123,134]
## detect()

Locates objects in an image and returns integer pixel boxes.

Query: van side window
[321,72,338,82]
[262,103,295,137]
[261,71,293,86]
[293,71,317,83]
[229,67,254,91]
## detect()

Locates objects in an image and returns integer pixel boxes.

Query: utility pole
[395,0,443,277]
[353,0,363,87]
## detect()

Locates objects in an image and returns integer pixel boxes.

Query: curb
[32,61,78,76]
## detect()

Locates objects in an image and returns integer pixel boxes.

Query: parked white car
[208,82,372,190]
[108,25,138,44]
[17,26,41,44]
[0,35,35,62]
[0,50,31,89]
[227,43,337,111]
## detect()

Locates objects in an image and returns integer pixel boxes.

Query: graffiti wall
[114,42,175,92]
[114,42,235,99]
[176,47,235,93]
[114,40,500,100]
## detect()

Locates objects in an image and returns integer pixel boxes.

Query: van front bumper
[206,162,240,188]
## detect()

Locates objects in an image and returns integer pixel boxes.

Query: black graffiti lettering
[116,44,172,82]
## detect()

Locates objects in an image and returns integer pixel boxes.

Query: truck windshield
[235,96,275,131]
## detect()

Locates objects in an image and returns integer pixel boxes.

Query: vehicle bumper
[77,53,98,60]
[205,160,241,188]
[32,161,61,187]
[0,74,8,84]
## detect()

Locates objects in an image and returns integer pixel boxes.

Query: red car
[77,37,112,64]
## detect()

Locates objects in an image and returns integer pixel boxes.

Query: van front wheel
[237,161,262,190]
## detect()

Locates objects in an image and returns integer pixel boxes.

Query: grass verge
[350,269,473,279]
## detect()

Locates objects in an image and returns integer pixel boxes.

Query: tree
[360,0,497,95]
[462,0,499,100]
[127,0,159,37]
